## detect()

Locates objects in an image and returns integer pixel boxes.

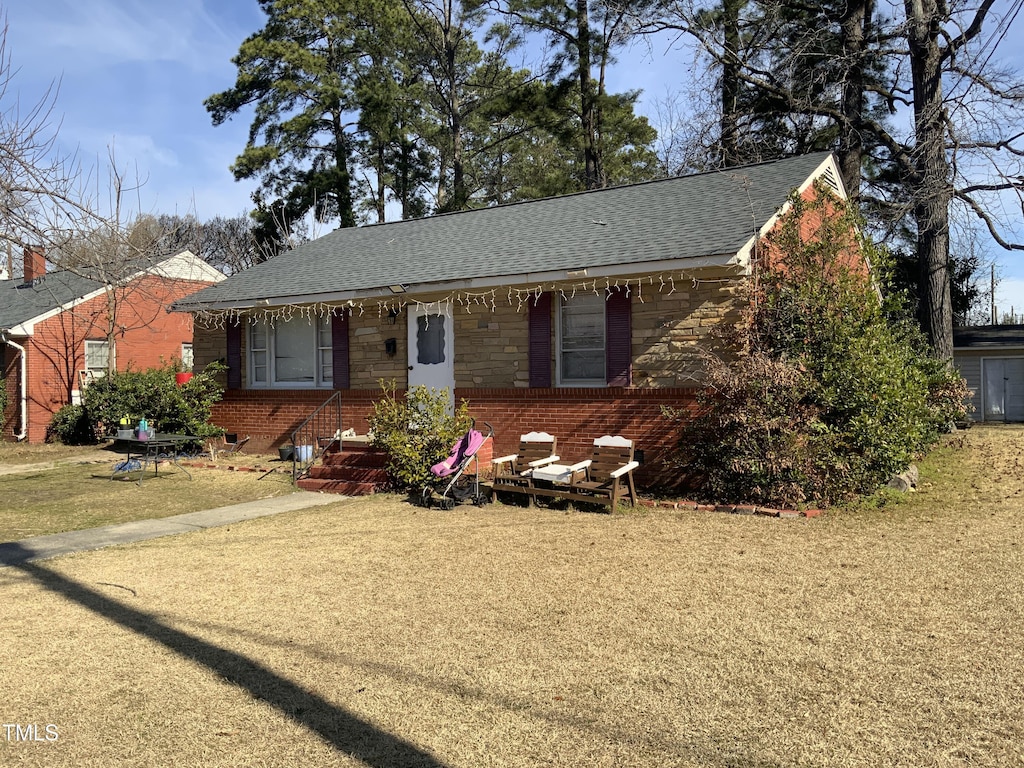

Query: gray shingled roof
[176,152,836,311]
[954,325,1024,347]
[0,270,105,332]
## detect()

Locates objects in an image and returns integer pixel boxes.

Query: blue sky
[5,0,264,219]
[5,0,1023,318]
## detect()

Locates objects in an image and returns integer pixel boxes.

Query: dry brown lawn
[1,425,1023,767]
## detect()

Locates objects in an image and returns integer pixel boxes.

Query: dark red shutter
[605,287,632,387]
[226,318,242,389]
[528,292,552,388]
[331,311,350,390]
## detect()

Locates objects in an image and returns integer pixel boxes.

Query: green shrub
[368,380,472,491]
[670,184,971,508]
[47,404,96,445]
[82,361,227,443]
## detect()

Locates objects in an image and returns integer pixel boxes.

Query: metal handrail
[290,391,343,482]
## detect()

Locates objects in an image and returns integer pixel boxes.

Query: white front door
[408,305,455,410]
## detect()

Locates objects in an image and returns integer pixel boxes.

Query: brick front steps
[295,444,390,496]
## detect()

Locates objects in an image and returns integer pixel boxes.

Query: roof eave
[175,252,745,313]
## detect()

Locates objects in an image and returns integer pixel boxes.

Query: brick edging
[637,499,822,518]
[179,461,290,475]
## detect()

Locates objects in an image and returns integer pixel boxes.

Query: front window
[558,294,605,385]
[181,343,194,371]
[248,316,333,387]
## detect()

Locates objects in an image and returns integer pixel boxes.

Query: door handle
[408,366,414,370]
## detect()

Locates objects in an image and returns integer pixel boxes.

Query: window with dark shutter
[226,319,242,389]
[605,287,632,386]
[331,312,350,389]
[528,292,552,388]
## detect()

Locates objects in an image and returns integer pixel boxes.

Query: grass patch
[0,460,297,541]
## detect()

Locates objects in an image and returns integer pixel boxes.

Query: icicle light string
[191,270,739,329]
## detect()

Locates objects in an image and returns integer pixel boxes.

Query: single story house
[954,325,1024,422]
[174,152,855,487]
[1,248,225,442]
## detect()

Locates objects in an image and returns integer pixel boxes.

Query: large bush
[79,362,227,444]
[368,381,472,491]
[47,403,96,445]
[672,185,970,508]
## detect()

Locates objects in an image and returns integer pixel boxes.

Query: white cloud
[9,0,248,73]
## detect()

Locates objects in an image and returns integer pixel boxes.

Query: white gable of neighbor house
[145,250,226,283]
[6,250,225,336]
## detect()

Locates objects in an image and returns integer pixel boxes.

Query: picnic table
[110,433,199,486]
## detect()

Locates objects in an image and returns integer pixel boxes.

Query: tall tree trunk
[105,287,118,374]
[720,0,743,167]
[332,112,356,229]
[374,142,387,224]
[905,0,954,359]
[837,0,871,200]
[446,13,467,211]
[576,0,602,189]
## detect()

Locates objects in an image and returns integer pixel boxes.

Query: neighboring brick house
[1,249,224,443]
[174,152,855,487]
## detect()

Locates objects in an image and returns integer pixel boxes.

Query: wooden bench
[526,435,639,511]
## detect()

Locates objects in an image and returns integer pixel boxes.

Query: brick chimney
[23,246,45,283]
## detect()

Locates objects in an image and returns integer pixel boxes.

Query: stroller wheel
[420,487,434,508]
[441,497,456,511]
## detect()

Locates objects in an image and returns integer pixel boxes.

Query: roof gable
[176,152,841,311]
[0,250,224,335]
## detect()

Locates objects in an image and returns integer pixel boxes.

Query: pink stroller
[420,421,493,509]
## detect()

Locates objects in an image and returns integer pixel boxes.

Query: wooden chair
[568,435,639,509]
[490,432,559,503]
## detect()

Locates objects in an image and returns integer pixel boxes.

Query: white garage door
[984,357,1024,421]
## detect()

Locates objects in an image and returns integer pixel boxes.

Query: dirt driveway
[1,426,1022,767]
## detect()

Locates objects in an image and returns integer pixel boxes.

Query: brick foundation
[209,386,699,490]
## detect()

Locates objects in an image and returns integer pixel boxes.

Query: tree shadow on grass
[4,543,447,768]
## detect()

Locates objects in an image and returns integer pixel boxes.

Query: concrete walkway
[0,493,344,567]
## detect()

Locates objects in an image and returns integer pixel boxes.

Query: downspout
[2,335,28,441]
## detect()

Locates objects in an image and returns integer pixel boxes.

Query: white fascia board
[734,153,849,271]
[183,252,743,312]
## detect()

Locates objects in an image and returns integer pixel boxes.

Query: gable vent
[820,166,840,193]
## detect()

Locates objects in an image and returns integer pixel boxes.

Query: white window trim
[555,293,606,387]
[84,339,113,376]
[181,342,194,371]
[247,317,333,389]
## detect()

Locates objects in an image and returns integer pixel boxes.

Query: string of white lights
[192,270,741,330]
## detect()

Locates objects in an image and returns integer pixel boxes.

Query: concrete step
[321,448,389,469]
[297,478,378,495]
[306,465,390,484]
